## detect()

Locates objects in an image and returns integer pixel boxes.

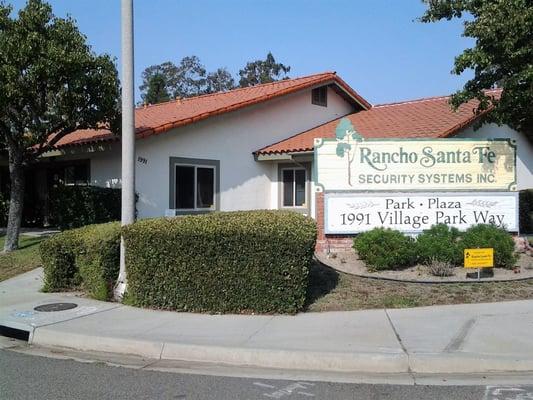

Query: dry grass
[305,261,533,312]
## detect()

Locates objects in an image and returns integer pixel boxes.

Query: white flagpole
[114,0,136,300]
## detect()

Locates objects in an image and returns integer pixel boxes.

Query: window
[311,86,327,107]
[175,164,215,210]
[282,168,306,207]
[49,161,90,187]
[64,164,90,186]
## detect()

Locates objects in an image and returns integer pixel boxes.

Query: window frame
[311,86,328,107]
[280,166,308,209]
[169,157,220,215]
[174,163,216,211]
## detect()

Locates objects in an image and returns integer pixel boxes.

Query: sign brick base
[315,192,354,253]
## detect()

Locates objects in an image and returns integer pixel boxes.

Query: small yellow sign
[464,248,494,268]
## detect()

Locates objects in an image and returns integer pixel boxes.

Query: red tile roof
[53,72,370,148]
[255,90,501,155]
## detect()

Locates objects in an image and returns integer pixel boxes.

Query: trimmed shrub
[49,185,121,230]
[122,211,317,314]
[460,224,518,269]
[353,228,416,271]
[40,230,82,291]
[76,222,121,300]
[40,222,120,299]
[519,189,533,234]
[416,224,462,266]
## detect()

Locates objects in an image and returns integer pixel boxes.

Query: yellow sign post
[464,248,494,280]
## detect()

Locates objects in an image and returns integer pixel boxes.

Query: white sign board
[314,135,517,192]
[325,192,519,234]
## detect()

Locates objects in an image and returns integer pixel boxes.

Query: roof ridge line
[374,94,452,108]
[374,88,503,109]
[137,71,336,110]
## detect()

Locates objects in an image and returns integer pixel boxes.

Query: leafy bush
[76,222,121,300]
[460,224,518,269]
[40,222,120,299]
[40,230,82,291]
[353,228,416,271]
[519,189,533,234]
[416,224,462,266]
[122,211,317,314]
[49,186,121,230]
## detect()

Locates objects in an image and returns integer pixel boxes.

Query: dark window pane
[74,164,89,184]
[283,170,294,207]
[196,167,214,208]
[311,87,327,106]
[295,169,306,206]
[64,166,75,185]
[176,166,194,209]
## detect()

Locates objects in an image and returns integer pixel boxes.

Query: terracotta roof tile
[255,90,501,155]
[53,72,370,148]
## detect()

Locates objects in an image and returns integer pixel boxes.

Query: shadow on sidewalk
[304,260,339,310]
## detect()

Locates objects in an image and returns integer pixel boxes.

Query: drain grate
[34,302,78,312]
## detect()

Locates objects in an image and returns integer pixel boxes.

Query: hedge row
[49,186,121,230]
[354,224,518,271]
[40,222,120,300]
[123,211,317,314]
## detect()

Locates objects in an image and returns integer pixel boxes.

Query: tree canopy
[139,52,290,104]
[238,52,290,88]
[0,0,120,159]
[421,0,533,137]
[0,0,120,251]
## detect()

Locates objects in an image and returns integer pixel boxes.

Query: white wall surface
[79,86,354,218]
[456,124,533,190]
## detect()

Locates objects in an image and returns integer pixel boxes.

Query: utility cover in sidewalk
[34,303,78,312]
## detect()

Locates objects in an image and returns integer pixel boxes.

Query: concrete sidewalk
[1,268,533,375]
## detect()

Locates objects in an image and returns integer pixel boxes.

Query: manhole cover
[34,303,78,312]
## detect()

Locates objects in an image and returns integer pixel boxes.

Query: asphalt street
[2,349,533,400]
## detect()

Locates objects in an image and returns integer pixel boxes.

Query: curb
[410,353,533,374]
[31,326,408,374]
[30,326,533,375]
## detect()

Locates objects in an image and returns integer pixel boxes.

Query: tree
[141,73,170,105]
[421,0,533,138]
[139,56,209,101]
[0,0,120,252]
[205,67,235,93]
[238,52,290,87]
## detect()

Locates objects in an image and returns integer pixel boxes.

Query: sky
[9,0,474,105]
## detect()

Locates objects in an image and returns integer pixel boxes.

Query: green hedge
[416,224,462,266]
[353,228,417,271]
[520,189,533,234]
[40,222,121,299]
[122,211,317,314]
[76,223,121,300]
[40,230,82,291]
[460,224,518,269]
[354,224,519,271]
[49,186,121,230]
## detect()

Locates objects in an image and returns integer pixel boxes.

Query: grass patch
[0,235,44,282]
[306,261,533,312]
